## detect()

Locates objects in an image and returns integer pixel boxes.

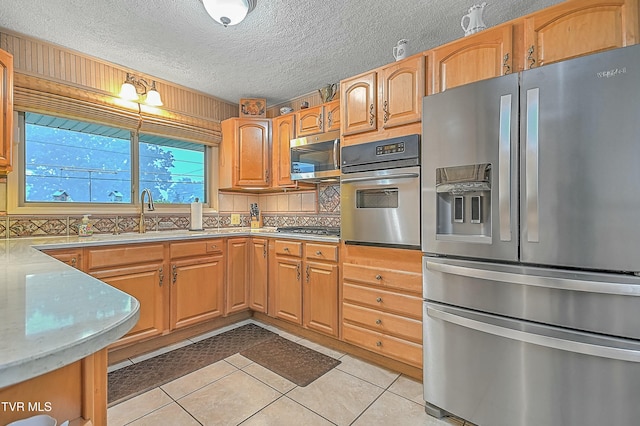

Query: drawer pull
[375,274,382,280]
[284,247,290,252]
[376,341,383,347]
[376,297,383,303]
[210,244,217,249]
[316,250,322,256]
[375,319,382,325]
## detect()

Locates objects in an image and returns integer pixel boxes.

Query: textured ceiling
[0,0,563,106]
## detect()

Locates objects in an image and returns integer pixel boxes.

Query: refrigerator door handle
[426,259,640,297]
[525,87,540,242]
[498,94,512,241]
[427,304,640,362]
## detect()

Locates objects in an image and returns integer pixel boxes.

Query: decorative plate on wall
[240,98,266,117]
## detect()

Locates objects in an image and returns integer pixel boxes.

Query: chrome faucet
[139,188,155,233]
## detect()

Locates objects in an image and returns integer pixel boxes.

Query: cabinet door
[0,49,12,173]
[237,119,271,186]
[43,248,82,269]
[523,0,637,70]
[380,55,425,129]
[296,105,324,136]
[324,100,341,132]
[171,255,224,330]
[249,238,268,313]
[226,238,250,314]
[433,24,513,92]
[341,71,377,136]
[272,114,296,187]
[303,260,339,337]
[273,257,303,324]
[91,263,165,345]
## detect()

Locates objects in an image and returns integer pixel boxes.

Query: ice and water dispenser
[436,163,492,242]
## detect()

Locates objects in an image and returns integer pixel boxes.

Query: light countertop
[0,228,339,388]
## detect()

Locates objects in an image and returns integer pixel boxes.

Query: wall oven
[290,130,340,182]
[340,135,420,248]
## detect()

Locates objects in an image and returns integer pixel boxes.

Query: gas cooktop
[275,226,340,237]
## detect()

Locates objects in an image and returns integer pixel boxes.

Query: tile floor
[107,319,472,426]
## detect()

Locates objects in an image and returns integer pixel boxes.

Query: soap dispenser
[79,214,93,237]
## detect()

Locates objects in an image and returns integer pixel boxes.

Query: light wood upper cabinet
[325,99,341,132]
[249,238,268,313]
[0,49,13,174]
[433,24,514,93]
[379,55,426,129]
[341,71,378,136]
[523,0,638,70]
[226,237,250,315]
[296,105,324,136]
[220,118,271,189]
[296,100,341,137]
[272,113,296,187]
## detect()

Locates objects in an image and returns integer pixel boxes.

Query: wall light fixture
[119,73,163,106]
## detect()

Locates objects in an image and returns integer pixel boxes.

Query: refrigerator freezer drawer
[424,256,640,340]
[424,302,640,426]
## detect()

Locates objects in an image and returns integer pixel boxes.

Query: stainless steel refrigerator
[421,44,640,426]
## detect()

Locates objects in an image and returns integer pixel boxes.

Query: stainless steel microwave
[290,130,340,182]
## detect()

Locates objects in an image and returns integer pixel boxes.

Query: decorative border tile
[9,216,68,238]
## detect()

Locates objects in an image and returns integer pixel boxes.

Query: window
[139,134,206,204]
[22,112,208,205]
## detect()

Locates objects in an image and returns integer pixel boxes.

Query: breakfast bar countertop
[0,228,339,388]
[0,236,140,388]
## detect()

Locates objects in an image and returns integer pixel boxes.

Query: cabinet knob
[375,319,382,325]
[376,341,382,347]
[316,250,322,256]
[376,297,383,303]
[71,257,77,266]
[375,274,382,280]
[284,247,290,252]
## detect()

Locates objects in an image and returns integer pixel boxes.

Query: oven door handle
[333,139,340,171]
[340,173,419,183]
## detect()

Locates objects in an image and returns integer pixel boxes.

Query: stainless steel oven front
[340,135,420,248]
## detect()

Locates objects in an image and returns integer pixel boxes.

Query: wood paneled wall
[0,30,239,124]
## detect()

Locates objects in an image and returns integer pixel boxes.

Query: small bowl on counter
[280,107,294,115]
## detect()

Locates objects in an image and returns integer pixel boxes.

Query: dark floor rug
[108,323,275,405]
[240,335,341,387]
[108,323,341,406]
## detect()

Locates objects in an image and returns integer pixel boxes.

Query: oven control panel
[376,141,405,155]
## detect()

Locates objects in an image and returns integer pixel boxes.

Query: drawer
[343,283,422,319]
[343,322,422,368]
[86,243,164,270]
[170,239,223,259]
[274,240,302,257]
[306,243,338,262]
[343,263,422,294]
[343,302,422,343]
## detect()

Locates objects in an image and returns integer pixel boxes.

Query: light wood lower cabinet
[86,244,166,347]
[42,248,82,269]
[249,237,268,312]
[0,349,108,426]
[341,243,423,368]
[272,254,303,324]
[226,237,250,314]
[304,260,339,337]
[270,239,339,336]
[170,239,225,330]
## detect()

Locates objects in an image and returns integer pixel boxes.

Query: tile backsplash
[3,184,341,238]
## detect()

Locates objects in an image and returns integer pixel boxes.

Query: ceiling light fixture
[202,0,257,27]
[119,73,164,106]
